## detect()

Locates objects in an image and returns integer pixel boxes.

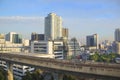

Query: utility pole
[74,38,76,59]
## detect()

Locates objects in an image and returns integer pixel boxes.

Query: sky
[0,0,120,44]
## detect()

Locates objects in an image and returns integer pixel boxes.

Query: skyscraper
[115,28,120,42]
[45,13,62,40]
[86,34,99,49]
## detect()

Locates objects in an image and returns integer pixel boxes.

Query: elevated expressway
[0,53,120,80]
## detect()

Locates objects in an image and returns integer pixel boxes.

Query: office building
[31,40,64,59]
[31,32,44,41]
[115,28,120,42]
[5,32,22,43]
[86,34,99,50]
[45,13,62,40]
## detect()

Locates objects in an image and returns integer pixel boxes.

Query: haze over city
[0,0,120,43]
[1,1,120,80]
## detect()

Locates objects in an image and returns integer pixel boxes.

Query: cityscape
[0,0,120,80]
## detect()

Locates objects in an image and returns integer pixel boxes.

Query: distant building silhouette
[115,28,120,42]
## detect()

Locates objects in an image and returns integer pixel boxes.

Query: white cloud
[0,16,44,20]
[0,16,44,25]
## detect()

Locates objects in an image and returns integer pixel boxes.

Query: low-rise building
[0,60,34,80]
[31,40,64,59]
[0,40,23,53]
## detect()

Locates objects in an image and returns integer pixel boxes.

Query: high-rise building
[115,28,120,42]
[5,32,22,43]
[45,13,62,40]
[86,34,99,49]
[31,32,44,41]
[62,28,68,38]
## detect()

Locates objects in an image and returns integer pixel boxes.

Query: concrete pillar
[6,62,13,80]
[52,72,63,80]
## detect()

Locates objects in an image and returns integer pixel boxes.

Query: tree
[90,53,100,61]
[109,53,117,62]
[0,72,5,80]
[22,71,33,80]
[0,67,7,80]
[22,70,44,80]
[63,75,75,80]
[89,52,119,63]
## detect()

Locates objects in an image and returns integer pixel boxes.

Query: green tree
[22,71,33,80]
[22,70,44,80]
[50,75,54,80]
[0,72,5,80]
[63,75,75,80]
[89,53,118,63]
[90,53,100,61]
[0,67,7,80]
[109,53,117,62]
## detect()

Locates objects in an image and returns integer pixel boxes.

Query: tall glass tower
[86,34,99,49]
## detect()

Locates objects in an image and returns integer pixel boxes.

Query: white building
[45,13,62,40]
[0,60,34,80]
[22,39,30,46]
[31,40,64,59]
[13,64,34,80]
[115,28,120,42]
[0,40,23,53]
[5,32,16,43]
